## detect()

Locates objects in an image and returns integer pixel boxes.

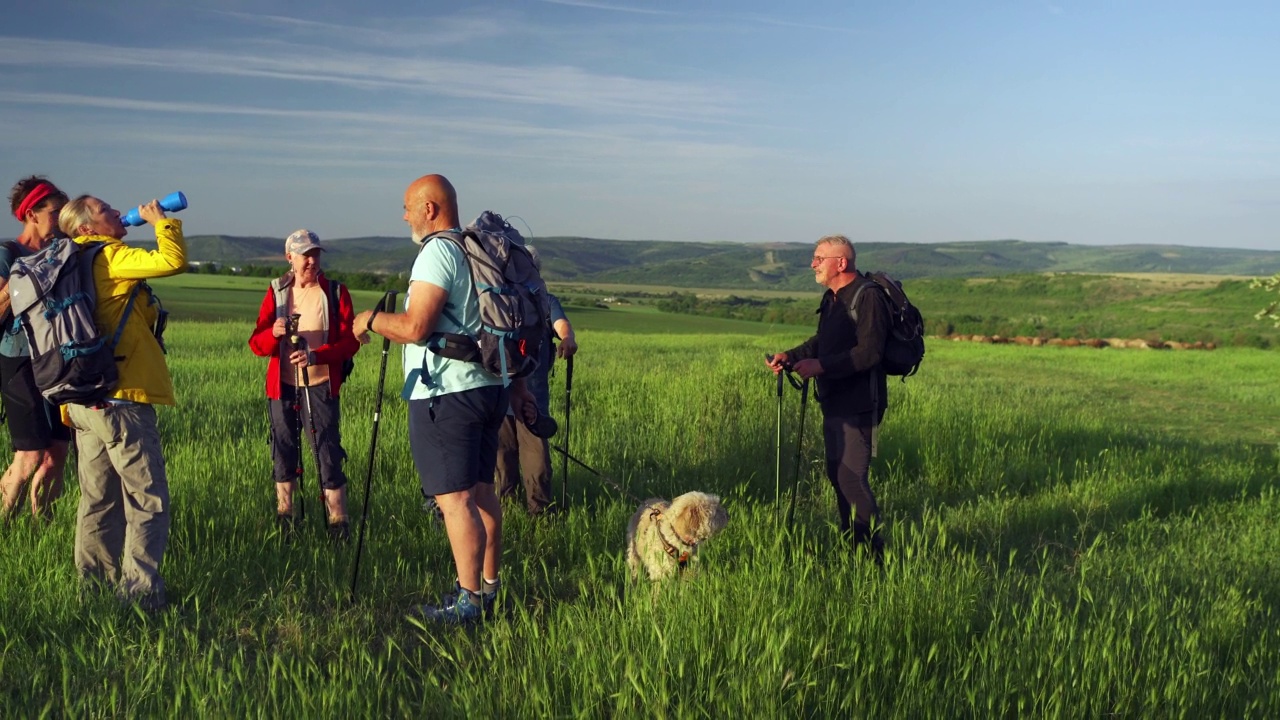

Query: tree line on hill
[651,275,1279,349]
[169,234,1280,290]
[195,262,408,293]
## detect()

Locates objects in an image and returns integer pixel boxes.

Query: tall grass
[0,322,1276,716]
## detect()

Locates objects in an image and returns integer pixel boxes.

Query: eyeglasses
[811,255,845,264]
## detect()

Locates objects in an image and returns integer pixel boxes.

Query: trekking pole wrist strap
[368,308,380,335]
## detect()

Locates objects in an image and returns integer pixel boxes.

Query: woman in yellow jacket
[58,195,186,613]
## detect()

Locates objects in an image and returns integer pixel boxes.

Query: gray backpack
[421,211,551,385]
[7,238,142,405]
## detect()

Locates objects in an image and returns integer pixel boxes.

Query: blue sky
[2,0,1277,250]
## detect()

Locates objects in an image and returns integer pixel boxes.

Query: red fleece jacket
[248,274,360,399]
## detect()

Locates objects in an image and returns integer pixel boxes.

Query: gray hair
[58,195,96,238]
[816,234,856,266]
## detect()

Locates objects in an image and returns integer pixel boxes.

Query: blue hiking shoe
[445,579,500,619]
[480,579,500,619]
[414,586,485,625]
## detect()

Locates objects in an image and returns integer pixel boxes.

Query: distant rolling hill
[140,234,1279,289]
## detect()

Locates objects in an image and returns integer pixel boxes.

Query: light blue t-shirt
[401,235,502,399]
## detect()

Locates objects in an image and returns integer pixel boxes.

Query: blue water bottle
[122,191,188,226]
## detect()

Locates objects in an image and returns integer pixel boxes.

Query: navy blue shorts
[408,384,507,497]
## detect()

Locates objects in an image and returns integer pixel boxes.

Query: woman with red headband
[0,176,72,521]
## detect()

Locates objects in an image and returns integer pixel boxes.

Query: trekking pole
[292,329,326,532]
[286,314,306,526]
[559,354,574,509]
[771,355,784,506]
[351,291,396,599]
[549,442,640,505]
[786,377,810,532]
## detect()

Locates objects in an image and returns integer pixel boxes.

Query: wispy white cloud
[0,91,769,174]
[203,9,510,48]
[744,15,859,33]
[0,91,754,147]
[538,0,684,16]
[0,37,738,123]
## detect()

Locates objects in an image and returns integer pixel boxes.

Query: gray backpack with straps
[7,238,142,405]
[420,211,551,385]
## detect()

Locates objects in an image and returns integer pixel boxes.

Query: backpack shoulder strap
[79,240,108,262]
[416,232,476,322]
[326,278,344,332]
[846,273,879,325]
[416,230,465,255]
[108,283,145,350]
[270,273,292,320]
[326,279,343,313]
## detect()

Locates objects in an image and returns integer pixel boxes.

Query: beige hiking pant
[67,402,170,603]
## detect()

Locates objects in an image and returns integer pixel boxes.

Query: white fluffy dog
[626,491,729,581]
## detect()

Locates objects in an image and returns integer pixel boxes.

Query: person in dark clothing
[766,234,890,559]
[1,176,72,522]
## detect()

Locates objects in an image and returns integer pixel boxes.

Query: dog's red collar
[650,509,693,567]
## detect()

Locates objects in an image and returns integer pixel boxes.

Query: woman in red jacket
[248,230,360,539]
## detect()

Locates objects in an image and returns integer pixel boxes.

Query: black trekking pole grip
[350,290,396,599]
[766,353,784,398]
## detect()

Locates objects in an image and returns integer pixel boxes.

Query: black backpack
[849,271,925,379]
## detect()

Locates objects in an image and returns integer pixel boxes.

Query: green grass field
[1,284,1278,715]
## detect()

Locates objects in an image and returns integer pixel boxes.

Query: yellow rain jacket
[72,219,188,406]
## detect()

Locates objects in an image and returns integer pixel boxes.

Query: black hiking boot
[327,520,350,543]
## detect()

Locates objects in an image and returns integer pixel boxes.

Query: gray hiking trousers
[67,402,170,604]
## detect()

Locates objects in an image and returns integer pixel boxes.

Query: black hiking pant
[822,412,884,557]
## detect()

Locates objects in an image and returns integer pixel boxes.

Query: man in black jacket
[767,234,889,559]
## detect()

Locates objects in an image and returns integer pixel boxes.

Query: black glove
[525,413,558,439]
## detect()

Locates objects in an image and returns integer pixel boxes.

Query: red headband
[14,182,56,222]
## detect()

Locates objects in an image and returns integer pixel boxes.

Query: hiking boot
[439,579,499,618]
[413,586,484,625]
[276,512,298,539]
[480,579,499,619]
[120,588,168,615]
[529,503,563,519]
[327,520,350,543]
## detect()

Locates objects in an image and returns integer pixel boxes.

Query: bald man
[353,174,536,624]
